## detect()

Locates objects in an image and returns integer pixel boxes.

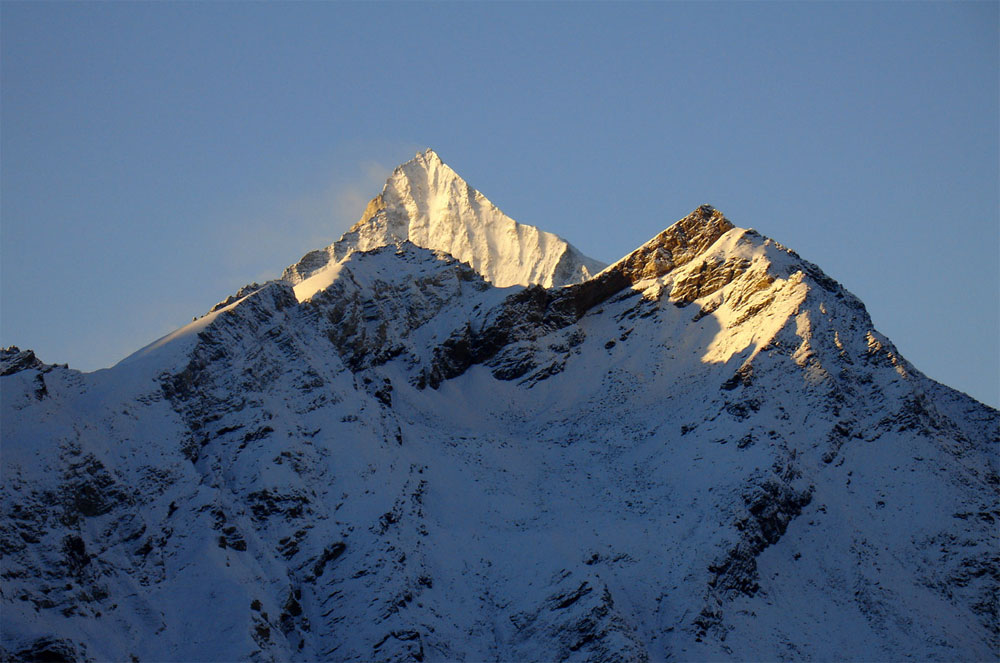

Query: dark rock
[1,346,47,376]
[9,636,87,663]
[312,542,347,578]
[550,581,592,610]
[707,479,813,601]
[63,535,89,576]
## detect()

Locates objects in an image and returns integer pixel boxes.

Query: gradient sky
[2,2,997,407]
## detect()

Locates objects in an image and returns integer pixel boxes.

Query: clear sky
[2,2,997,407]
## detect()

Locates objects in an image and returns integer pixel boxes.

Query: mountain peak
[389,148,445,180]
[674,204,731,238]
[607,205,736,282]
[417,146,443,162]
[283,151,605,294]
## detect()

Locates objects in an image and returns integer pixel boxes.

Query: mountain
[2,152,997,663]
[281,149,604,295]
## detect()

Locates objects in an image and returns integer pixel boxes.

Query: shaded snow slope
[3,199,998,663]
[282,149,604,296]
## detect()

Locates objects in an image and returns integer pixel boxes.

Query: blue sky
[2,2,997,407]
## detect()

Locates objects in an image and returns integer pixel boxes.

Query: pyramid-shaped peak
[391,148,449,177]
[351,150,604,287]
[684,203,726,224]
[670,204,733,240]
[419,147,443,162]
[397,147,444,170]
[283,150,606,291]
[387,148,462,193]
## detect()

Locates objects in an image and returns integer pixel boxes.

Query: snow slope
[2,159,997,663]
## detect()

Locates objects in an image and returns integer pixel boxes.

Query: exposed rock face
[2,152,997,663]
[1,346,46,376]
[611,204,735,282]
[2,636,90,663]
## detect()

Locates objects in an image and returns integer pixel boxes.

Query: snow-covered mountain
[281,149,604,295]
[2,152,997,663]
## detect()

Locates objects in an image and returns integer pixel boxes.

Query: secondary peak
[609,206,735,282]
